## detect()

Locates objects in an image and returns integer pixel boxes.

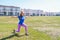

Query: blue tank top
[18,16,25,25]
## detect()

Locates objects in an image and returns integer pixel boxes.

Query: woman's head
[20,10,24,16]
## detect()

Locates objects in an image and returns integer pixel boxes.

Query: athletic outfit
[16,16,28,33]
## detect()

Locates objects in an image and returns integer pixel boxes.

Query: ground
[0,16,60,40]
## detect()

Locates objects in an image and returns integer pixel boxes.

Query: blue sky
[0,0,60,12]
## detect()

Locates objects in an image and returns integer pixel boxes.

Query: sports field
[0,16,60,40]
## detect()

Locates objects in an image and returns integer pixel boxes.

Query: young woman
[13,11,28,36]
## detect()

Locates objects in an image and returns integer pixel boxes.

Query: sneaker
[25,33,29,36]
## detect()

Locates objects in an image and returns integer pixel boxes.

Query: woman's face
[20,11,24,16]
[21,13,24,16]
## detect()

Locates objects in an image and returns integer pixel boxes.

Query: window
[0,12,4,16]
[10,8,13,11]
[13,8,15,11]
[0,7,4,12]
[26,13,29,16]
[15,8,18,11]
[4,12,7,16]
[32,13,35,16]
[0,14,3,16]
[3,7,6,11]
[15,12,19,16]
[8,12,13,16]
[15,8,20,11]
[37,14,39,16]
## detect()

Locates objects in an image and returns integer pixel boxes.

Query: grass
[0,16,60,40]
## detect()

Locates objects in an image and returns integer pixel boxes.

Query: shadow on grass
[0,33,25,40]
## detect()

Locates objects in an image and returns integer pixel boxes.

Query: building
[44,12,57,16]
[0,5,20,16]
[22,9,60,16]
[22,9,43,16]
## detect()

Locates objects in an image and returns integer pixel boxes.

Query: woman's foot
[25,33,29,36]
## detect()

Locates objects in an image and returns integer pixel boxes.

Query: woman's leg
[22,23,28,34]
[16,24,21,32]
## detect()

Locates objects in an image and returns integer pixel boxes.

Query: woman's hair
[20,11,24,16]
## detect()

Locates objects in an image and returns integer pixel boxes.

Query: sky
[0,0,60,12]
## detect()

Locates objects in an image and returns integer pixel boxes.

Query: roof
[0,5,20,8]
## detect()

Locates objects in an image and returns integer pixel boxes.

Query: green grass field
[0,16,60,40]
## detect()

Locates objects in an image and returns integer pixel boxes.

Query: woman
[13,11,28,36]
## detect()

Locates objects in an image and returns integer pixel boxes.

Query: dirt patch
[33,27,60,37]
